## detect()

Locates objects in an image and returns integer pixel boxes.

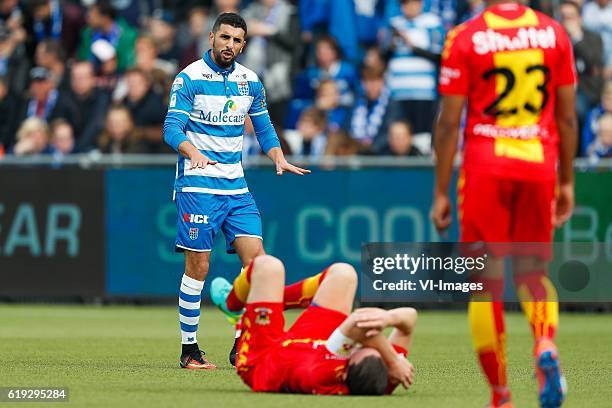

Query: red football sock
[469,278,510,404]
[225,262,254,312]
[283,269,329,309]
[513,269,558,344]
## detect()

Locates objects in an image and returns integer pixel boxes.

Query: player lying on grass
[211,255,417,394]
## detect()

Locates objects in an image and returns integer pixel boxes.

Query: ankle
[182,342,199,355]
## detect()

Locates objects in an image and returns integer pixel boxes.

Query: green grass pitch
[0,305,610,407]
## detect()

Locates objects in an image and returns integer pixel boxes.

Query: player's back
[439,2,576,181]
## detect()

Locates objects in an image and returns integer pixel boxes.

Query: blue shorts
[174,192,262,254]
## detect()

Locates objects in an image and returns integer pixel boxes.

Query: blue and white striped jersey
[387,13,445,101]
[163,50,280,195]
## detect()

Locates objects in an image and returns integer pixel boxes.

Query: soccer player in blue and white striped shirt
[163,12,309,370]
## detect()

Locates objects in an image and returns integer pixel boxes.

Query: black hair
[345,355,388,395]
[93,0,116,20]
[212,12,247,37]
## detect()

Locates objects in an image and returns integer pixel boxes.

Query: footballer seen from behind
[163,12,309,370]
[431,1,578,407]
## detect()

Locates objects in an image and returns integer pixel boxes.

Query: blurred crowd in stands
[0,0,611,161]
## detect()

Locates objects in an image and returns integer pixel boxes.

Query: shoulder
[442,21,473,56]
[178,59,207,82]
[233,62,260,83]
[533,9,564,32]
[417,13,443,28]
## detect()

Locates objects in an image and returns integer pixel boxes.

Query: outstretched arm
[249,80,311,176]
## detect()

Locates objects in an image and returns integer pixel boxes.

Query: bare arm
[555,85,577,186]
[431,95,465,231]
[554,85,578,226]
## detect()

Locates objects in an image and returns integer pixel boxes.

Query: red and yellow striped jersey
[439,2,576,181]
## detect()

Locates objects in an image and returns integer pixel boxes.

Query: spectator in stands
[0,6,29,97]
[582,0,612,79]
[91,38,120,94]
[179,6,208,70]
[349,67,391,149]
[354,0,387,53]
[294,35,358,107]
[50,61,110,151]
[362,46,388,75]
[97,104,148,154]
[378,120,422,156]
[298,0,359,63]
[582,81,612,155]
[386,0,457,30]
[242,0,301,127]
[22,66,58,122]
[588,112,612,159]
[315,79,349,131]
[384,0,444,135]
[0,0,22,26]
[560,0,605,125]
[10,116,54,155]
[134,34,174,97]
[285,107,328,158]
[49,118,74,155]
[78,0,137,73]
[324,129,363,156]
[34,39,68,92]
[457,0,485,23]
[121,67,167,152]
[148,9,181,66]
[25,0,84,58]
[205,0,241,34]
[0,75,19,150]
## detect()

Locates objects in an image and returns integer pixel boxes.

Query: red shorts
[458,170,555,259]
[236,302,348,392]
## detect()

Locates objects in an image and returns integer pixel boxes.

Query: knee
[185,253,210,275]
[328,263,358,285]
[252,255,285,280]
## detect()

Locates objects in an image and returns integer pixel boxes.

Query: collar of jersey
[203,50,236,75]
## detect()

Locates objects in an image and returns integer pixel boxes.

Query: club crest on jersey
[189,228,199,240]
[238,81,249,96]
[254,307,272,325]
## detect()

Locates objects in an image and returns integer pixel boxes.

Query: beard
[212,42,237,68]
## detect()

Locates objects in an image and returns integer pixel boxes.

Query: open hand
[275,158,310,176]
[388,357,415,389]
[553,182,574,227]
[430,193,452,232]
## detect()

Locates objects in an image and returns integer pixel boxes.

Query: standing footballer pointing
[163,13,309,370]
[431,1,577,407]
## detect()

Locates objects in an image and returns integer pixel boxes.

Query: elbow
[556,114,578,131]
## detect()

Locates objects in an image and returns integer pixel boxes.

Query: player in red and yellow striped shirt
[431,1,577,407]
